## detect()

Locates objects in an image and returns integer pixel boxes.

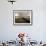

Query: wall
[0,0,46,42]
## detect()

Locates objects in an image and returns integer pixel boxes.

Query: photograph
[13,10,32,25]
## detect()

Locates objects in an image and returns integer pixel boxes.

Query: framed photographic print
[13,10,33,26]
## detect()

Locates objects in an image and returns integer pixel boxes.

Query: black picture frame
[13,10,33,26]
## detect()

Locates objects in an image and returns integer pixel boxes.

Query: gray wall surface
[0,0,46,42]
